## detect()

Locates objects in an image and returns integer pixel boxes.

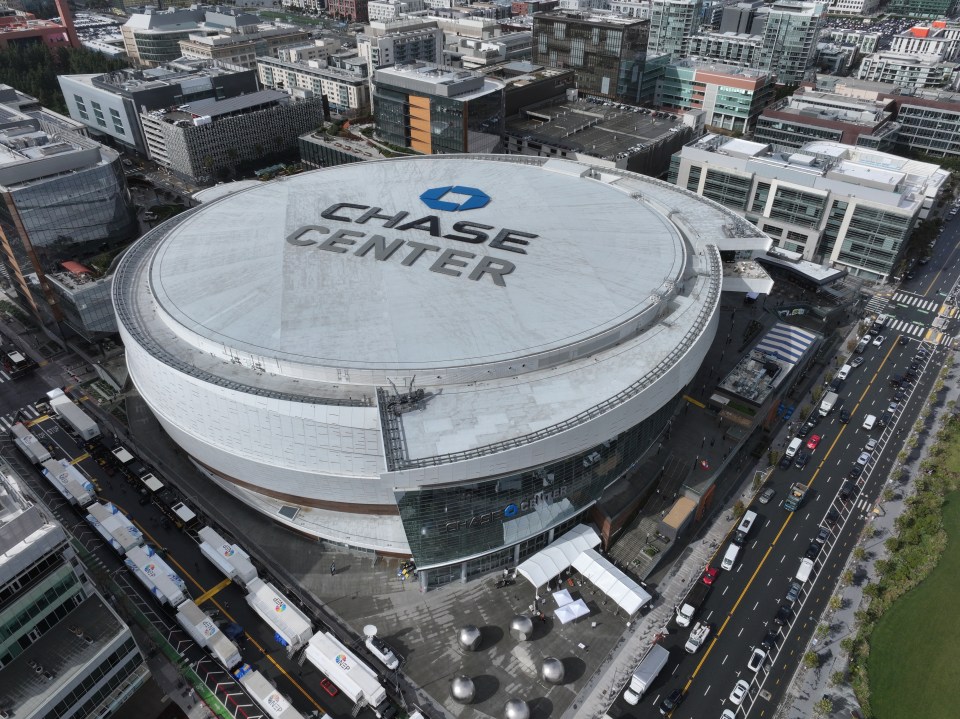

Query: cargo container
[49,394,101,440]
[198,526,258,586]
[235,668,306,719]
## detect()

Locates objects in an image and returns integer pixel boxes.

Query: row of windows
[0,547,64,607]
[50,638,140,719]
[768,186,826,229]
[0,589,84,667]
[702,168,751,210]
[0,570,82,645]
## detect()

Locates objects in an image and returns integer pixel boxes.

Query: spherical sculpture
[510,614,534,641]
[541,656,565,685]
[457,625,482,652]
[451,675,476,704]
[504,698,530,719]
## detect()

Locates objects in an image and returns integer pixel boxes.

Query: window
[702,168,751,210]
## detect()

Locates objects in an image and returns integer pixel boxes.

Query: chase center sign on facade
[116,155,768,586]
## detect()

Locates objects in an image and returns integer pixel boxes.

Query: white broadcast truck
[124,545,188,607]
[86,502,144,556]
[245,578,313,651]
[176,599,242,669]
[305,631,392,716]
[47,390,101,441]
[235,667,306,719]
[10,422,51,464]
[623,644,670,705]
[198,526,258,587]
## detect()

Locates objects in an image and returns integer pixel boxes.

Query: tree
[841,569,854,586]
[830,670,846,686]
[803,651,820,669]
[852,546,867,562]
[813,697,834,716]
[829,595,843,611]
[812,386,824,403]
[733,500,746,518]
[798,405,811,421]
[815,623,830,639]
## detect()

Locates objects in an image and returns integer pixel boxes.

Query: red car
[701,566,720,585]
[320,678,339,697]
[806,434,821,451]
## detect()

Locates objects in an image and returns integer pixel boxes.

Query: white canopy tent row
[516,525,652,618]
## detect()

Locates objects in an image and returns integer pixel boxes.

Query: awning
[555,598,590,624]
[572,548,652,616]
[516,524,601,588]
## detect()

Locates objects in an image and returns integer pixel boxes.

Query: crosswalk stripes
[864,296,889,315]
[0,404,43,431]
[892,292,940,312]
[887,318,927,337]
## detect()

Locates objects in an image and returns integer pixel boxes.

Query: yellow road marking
[26,414,50,427]
[683,394,706,408]
[194,577,232,605]
[71,453,89,464]
[684,339,898,688]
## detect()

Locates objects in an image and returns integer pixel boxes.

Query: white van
[795,557,815,583]
[785,437,803,459]
[837,364,851,380]
[862,414,877,430]
[734,510,758,545]
[721,543,741,570]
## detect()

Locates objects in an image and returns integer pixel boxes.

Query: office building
[754,88,899,150]
[856,51,960,90]
[455,33,533,69]
[647,0,701,59]
[59,59,260,155]
[357,19,445,74]
[140,90,326,183]
[114,153,773,585]
[655,60,776,133]
[609,0,652,18]
[373,62,503,154]
[821,29,880,56]
[258,53,371,116]
[884,0,959,19]
[532,12,650,101]
[756,1,826,85]
[670,134,948,281]
[481,62,575,115]
[122,6,308,68]
[367,0,427,20]
[329,0,371,22]
[0,467,148,717]
[889,21,960,61]
[689,32,763,67]
[0,97,136,328]
[46,264,118,340]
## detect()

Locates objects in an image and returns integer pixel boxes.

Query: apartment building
[754,88,899,150]
[329,0,371,22]
[884,0,959,19]
[367,0,427,20]
[177,24,310,69]
[647,0,702,59]
[889,21,960,60]
[669,134,947,281]
[655,59,775,132]
[0,468,148,718]
[825,0,879,13]
[141,91,326,183]
[258,53,371,115]
[59,59,259,154]
[856,52,960,90]
[532,12,650,101]
[373,62,504,154]
[357,19,445,74]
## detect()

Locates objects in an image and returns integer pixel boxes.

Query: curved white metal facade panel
[116,155,764,560]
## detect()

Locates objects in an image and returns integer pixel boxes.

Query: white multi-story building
[889,22,960,60]
[609,0,651,17]
[367,0,427,21]
[357,18,445,73]
[648,0,702,58]
[276,38,344,64]
[282,0,325,10]
[857,51,960,90]
[826,0,879,14]
[670,134,948,281]
[258,54,372,114]
[690,32,762,66]
[558,0,611,9]
[821,29,881,55]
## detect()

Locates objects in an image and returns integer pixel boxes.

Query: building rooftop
[146,89,289,124]
[505,99,686,161]
[374,62,502,100]
[0,113,109,190]
[300,128,387,161]
[86,59,251,95]
[533,10,651,27]
[4,595,130,719]
[762,90,895,128]
[684,134,948,212]
[717,323,818,406]
[669,57,772,81]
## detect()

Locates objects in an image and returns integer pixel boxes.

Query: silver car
[758,486,776,505]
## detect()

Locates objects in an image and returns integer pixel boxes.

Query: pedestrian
[330,561,336,576]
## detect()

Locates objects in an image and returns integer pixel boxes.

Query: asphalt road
[0,365,367,718]
[608,236,959,719]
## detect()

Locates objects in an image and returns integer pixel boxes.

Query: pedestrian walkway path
[0,403,43,430]
[863,295,889,315]
[892,292,940,312]
[886,318,927,337]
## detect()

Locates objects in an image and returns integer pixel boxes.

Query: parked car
[759,486,776,505]
[728,679,749,706]
[806,434,822,451]
[701,566,720,586]
[747,646,767,672]
[785,581,802,603]
[873,335,886,347]
[815,526,831,544]
[851,356,865,368]
[805,541,821,560]
[774,604,793,626]
[865,438,878,453]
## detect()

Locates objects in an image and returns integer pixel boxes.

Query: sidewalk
[777,352,959,719]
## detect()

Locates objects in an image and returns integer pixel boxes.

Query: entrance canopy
[516,524,601,588]
[572,548,652,615]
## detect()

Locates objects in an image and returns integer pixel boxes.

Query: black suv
[878,411,893,428]
[660,688,685,716]
[805,541,821,560]
[794,451,810,469]
[839,480,856,502]
[774,604,793,626]
[828,377,844,393]
[760,630,779,652]
[815,526,831,544]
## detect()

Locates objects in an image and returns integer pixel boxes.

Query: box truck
[48,392,100,440]
[124,545,188,607]
[176,599,242,669]
[198,526,258,587]
[819,391,839,416]
[304,632,390,715]
[41,458,95,508]
[86,502,144,556]
[10,422,51,464]
[623,644,670,705]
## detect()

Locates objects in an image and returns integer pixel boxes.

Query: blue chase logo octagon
[420,185,491,212]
